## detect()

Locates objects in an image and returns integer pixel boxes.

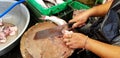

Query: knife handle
[68,22,75,28]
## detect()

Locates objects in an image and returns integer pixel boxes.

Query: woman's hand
[62,30,88,49]
[69,1,113,28]
[69,10,90,28]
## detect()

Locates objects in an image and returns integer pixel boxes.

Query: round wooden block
[20,22,73,58]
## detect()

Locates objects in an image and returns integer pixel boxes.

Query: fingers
[63,38,72,47]
[72,22,85,28]
[63,38,70,42]
[69,19,76,23]
[69,18,79,24]
[69,18,86,28]
[72,22,80,28]
[62,30,73,37]
[63,38,75,49]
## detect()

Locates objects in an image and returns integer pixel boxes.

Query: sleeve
[112,36,120,46]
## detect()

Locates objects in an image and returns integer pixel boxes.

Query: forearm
[86,1,113,17]
[85,38,120,58]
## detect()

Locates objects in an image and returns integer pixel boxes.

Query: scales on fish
[35,0,65,8]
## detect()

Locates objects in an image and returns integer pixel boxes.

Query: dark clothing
[90,0,120,45]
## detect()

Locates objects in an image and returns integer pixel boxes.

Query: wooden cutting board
[20,21,73,58]
[20,22,57,58]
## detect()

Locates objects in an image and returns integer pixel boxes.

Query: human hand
[69,10,90,28]
[62,30,88,49]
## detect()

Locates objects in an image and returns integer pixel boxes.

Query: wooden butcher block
[20,22,73,58]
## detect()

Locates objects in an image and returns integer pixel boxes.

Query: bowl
[0,0,30,56]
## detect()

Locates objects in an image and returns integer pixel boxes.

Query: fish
[35,0,65,8]
[56,0,64,4]
[44,0,57,5]
[36,0,48,8]
[39,15,67,25]
[45,2,55,8]
[44,0,65,5]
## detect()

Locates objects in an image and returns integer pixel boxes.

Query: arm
[87,1,113,17]
[69,1,113,28]
[86,37,120,58]
[63,32,120,58]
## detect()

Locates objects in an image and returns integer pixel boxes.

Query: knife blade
[34,22,75,40]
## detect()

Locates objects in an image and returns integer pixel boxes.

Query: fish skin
[44,0,57,5]
[36,0,48,8]
[56,0,64,4]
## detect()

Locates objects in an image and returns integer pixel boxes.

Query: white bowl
[0,0,30,56]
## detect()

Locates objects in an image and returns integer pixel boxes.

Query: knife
[34,22,75,40]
